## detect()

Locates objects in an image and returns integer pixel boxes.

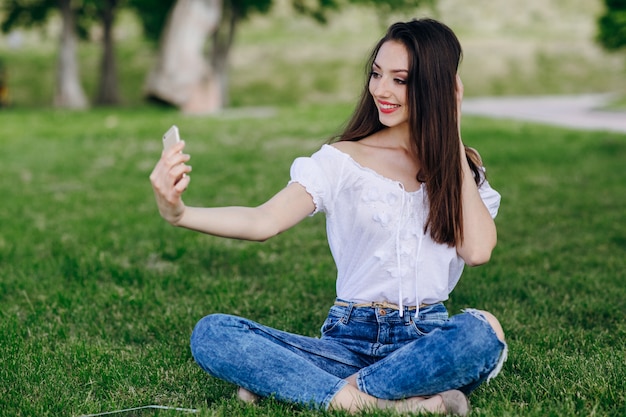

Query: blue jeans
[190,300,507,410]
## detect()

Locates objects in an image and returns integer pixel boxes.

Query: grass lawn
[0,104,625,416]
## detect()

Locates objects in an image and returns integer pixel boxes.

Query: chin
[379,117,408,129]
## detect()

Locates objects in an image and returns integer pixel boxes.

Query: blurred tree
[143,0,273,113]
[142,0,434,113]
[1,0,126,107]
[87,0,123,105]
[143,0,223,113]
[210,0,272,108]
[597,0,626,51]
[1,0,89,109]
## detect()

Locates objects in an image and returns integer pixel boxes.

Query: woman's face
[368,40,409,129]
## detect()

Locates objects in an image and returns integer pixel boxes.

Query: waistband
[334,300,431,311]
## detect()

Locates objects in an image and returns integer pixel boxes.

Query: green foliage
[0,0,56,33]
[346,0,436,17]
[291,0,341,23]
[1,0,124,39]
[291,0,435,24]
[597,0,626,51]
[231,0,273,19]
[127,0,176,41]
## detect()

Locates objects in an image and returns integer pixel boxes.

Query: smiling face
[368,40,410,129]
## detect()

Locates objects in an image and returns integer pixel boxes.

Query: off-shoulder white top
[289,144,501,312]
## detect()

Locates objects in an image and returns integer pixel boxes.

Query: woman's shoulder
[328,140,358,154]
[297,143,351,171]
[329,135,403,171]
[311,141,359,163]
[328,139,374,162]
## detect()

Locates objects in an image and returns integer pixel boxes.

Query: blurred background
[0,0,625,111]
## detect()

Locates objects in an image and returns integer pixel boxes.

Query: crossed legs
[196,309,506,416]
[237,309,504,415]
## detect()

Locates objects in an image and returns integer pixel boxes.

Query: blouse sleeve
[288,153,332,215]
[478,169,501,219]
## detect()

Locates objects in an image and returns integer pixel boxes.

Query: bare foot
[379,395,443,414]
[437,390,470,416]
[380,390,469,416]
[237,387,260,404]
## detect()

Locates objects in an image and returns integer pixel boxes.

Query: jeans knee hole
[463,308,488,323]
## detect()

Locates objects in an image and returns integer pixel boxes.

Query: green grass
[1,105,625,416]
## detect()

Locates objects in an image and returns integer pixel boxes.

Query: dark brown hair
[334,18,483,246]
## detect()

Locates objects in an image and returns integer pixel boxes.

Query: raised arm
[454,75,497,265]
[149,140,315,242]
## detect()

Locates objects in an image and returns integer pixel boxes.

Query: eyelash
[369,71,406,85]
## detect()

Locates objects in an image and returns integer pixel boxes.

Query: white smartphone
[162,125,180,150]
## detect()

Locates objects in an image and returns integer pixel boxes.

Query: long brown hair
[333,18,483,246]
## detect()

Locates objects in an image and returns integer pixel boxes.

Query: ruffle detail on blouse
[288,156,331,216]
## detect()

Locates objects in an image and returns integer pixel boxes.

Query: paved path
[462,94,626,133]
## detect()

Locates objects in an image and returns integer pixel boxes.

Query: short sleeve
[478,170,501,218]
[289,155,331,215]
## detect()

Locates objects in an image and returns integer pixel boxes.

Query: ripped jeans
[190,300,507,410]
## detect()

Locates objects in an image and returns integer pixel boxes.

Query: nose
[371,76,391,98]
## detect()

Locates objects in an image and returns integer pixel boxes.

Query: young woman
[150,18,507,416]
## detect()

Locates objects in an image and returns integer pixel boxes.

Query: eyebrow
[372,61,408,74]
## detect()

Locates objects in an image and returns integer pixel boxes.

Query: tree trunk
[210,3,238,108]
[54,0,88,109]
[95,0,120,105]
[144,0,222,114]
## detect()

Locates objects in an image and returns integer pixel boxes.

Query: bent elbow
[464,250,492,267]
[461,240,496,266]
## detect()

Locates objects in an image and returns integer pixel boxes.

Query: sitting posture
[150,18,507,416]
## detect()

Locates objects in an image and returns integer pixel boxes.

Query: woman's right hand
[149,140,192,225]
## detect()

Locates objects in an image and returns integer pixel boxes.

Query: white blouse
[289,144,501,311]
